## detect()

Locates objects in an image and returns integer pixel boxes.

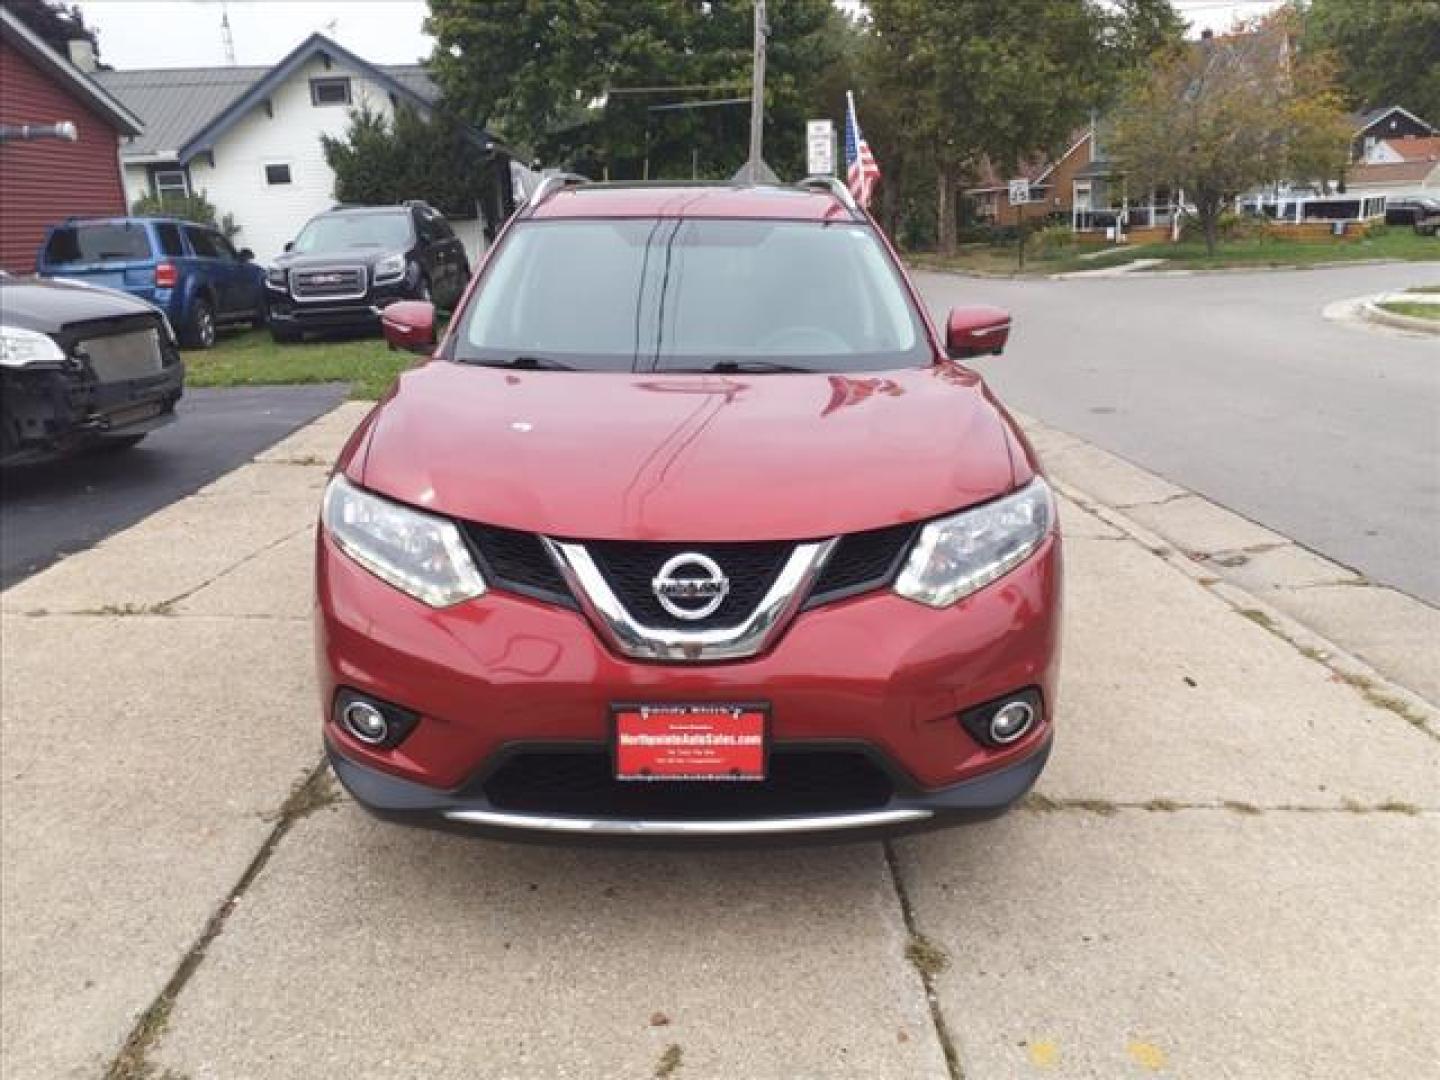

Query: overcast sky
[75,0,1286,71]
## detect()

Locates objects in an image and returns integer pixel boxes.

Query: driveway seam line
[882,840,965,1080]
[101,758,332,1080]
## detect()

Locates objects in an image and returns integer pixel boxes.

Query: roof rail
[796,175,860,216]
[522,172,591,212]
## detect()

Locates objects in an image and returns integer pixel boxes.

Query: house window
[153,169,189,199]
[265,163,292,185]
[310,77,352,106]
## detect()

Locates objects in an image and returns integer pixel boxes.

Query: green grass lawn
[910,227,1439,277]
[1378,300,1440,321]
[182,328,418,400]
[1406,284,1440,294]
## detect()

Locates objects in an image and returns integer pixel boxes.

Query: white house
[93,34,505,262]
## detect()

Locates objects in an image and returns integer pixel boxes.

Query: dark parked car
[1382,196,1440,232]
[264,202,471,342]
[36,217,265,348]
[1,276,184,465]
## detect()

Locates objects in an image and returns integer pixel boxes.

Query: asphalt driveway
[0,384,348,588]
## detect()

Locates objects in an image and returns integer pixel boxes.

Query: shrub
[1178,209,1269,244]
[1032,223,1076,258]
[130,190,239,239]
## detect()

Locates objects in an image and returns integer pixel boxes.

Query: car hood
[0,276,158,332]
[273,250,400,271]
[355,360,1021,541]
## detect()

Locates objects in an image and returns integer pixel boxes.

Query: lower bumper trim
[440,807,932,836]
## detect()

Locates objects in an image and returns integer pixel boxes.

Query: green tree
[320,104,499,221]
[1109,16,1350,253]
[424,0,841,180]
[866,0,1181,254]
[1303,0,1440,124]
[131,190,239,239]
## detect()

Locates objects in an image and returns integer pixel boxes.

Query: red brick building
[0,7,142,273]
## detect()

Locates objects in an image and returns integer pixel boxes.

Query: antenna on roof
[220,3,236,65]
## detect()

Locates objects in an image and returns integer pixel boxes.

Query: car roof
[51,217,193,227]
[527,183,858,223]
[322,206,412,216]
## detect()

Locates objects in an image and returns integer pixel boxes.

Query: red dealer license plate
[613,705,768,782]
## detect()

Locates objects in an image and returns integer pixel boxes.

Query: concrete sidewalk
[1,402,1435,1079]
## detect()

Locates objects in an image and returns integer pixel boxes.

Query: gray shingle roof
[94,59,440,160]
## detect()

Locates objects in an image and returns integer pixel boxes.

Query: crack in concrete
[102,761,334,1080]
[1022,794,1429,816]
[882,842,965,1080]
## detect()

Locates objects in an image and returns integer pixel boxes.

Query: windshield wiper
[669,360,814,374]
[470,355,576,371]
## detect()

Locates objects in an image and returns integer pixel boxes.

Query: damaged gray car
[1,274,184,466]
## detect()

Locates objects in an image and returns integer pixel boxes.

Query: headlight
[265,266,287,290]
[894,478,1053,608]
[0,325,67,368]
[373,253,406,284]
[321,475,486,607]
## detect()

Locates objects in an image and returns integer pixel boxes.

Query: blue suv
[37,217,266,348]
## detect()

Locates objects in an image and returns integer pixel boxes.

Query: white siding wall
[186,56,405,262]
[121,163,149,206]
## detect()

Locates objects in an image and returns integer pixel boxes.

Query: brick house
[964,129,1094,228]
[0,6,143,274]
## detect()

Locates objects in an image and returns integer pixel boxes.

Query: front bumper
[1,363,183,465]
[317,530,1062,840]
[327,734,1051,842]
[267,280,411,332]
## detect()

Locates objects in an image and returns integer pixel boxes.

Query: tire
[251,300,269,329]
[270,324,302,344]
[183,298,216,349]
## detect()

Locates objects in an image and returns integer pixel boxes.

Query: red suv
[316,177,1061,840]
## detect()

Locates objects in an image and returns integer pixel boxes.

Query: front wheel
[183,299,216,349]
[270,324,302,344]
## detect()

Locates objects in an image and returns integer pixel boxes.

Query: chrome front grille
[80,329,163,381]
[290,265,366,301]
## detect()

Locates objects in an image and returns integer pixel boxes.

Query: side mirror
[283,240,294,253]
[381,300,436,353]
[945,305,1012,359]
[238,248,255,262]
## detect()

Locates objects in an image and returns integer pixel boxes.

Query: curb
[1360,296,1440,335]
[1051,476,1439,737]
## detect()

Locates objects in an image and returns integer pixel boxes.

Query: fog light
[988,701,1035,745]
[958,688,1044,749]
[341,701,389,745]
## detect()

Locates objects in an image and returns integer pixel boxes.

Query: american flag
[844,91,880,209]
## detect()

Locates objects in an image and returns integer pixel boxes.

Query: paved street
[0,384,348,588]
[914,262,1440,605]
[2,402,1435,1079]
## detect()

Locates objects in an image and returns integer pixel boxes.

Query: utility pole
[747,0,767,169]
[220,3,236,65]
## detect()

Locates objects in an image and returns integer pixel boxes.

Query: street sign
[806,119,835,176]
[1008,179,1031,206]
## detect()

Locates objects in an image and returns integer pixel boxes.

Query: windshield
[292,212,411,254]
[450,218,929,372]
[44,222,152,264]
